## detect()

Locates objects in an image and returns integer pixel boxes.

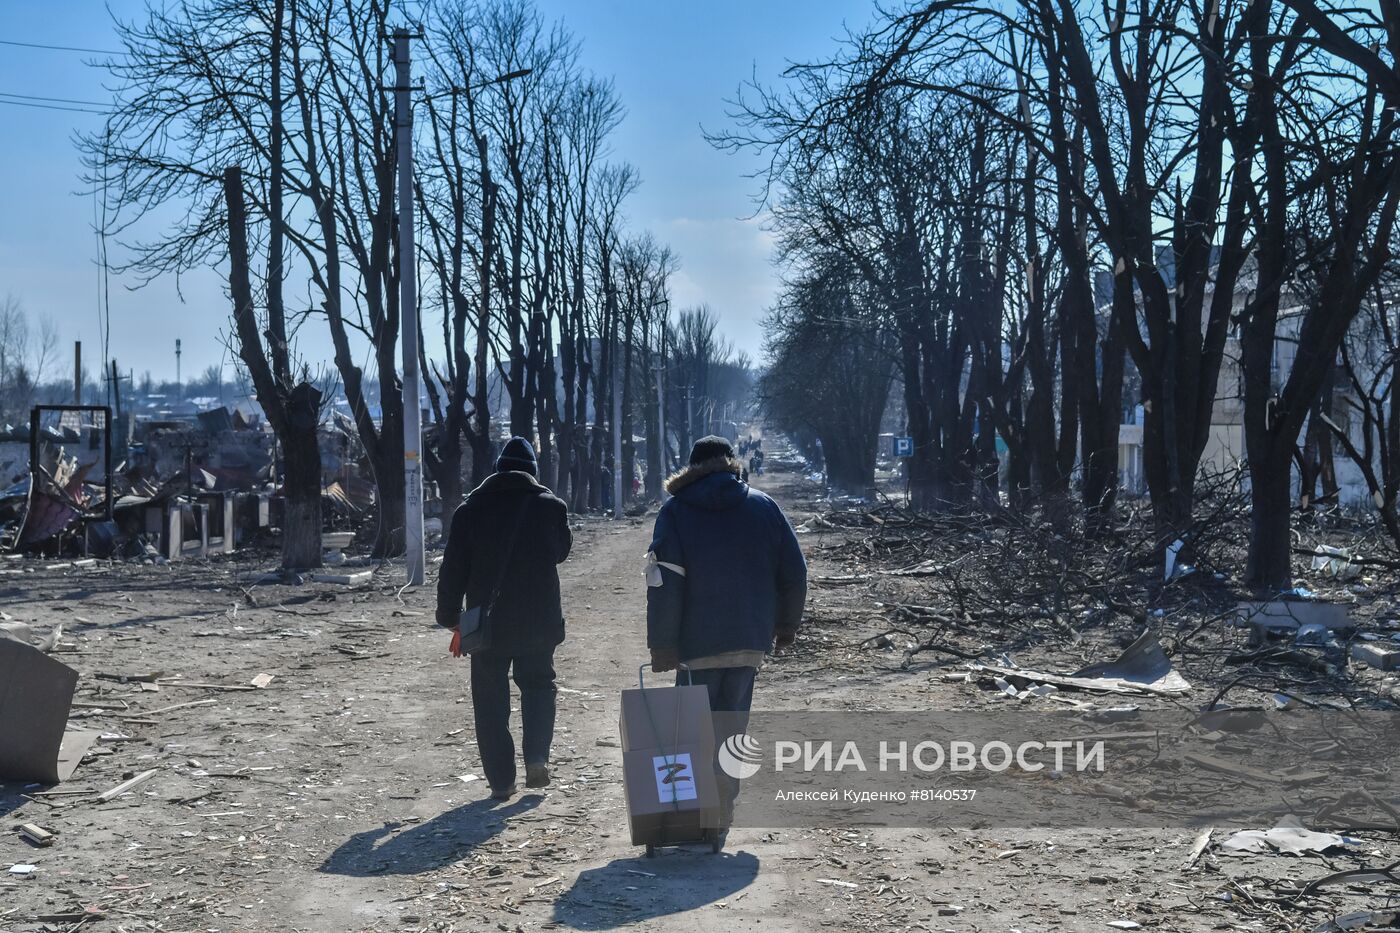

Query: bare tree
[83,0,325,568]
[761,259,895,495]
[1237,0,1400,588]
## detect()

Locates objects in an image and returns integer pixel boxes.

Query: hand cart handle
[637,662,692,689]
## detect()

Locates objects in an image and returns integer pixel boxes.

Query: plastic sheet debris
[1295,623,1340,648]
[1069,631,1192,694]
[1222,818,1360,856]
[1312,910,1400,932]
[1310,545,1361,581]
[969,632,1191,697]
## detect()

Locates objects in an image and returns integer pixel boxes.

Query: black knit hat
[496,436,538,476]
[688,435,735,465]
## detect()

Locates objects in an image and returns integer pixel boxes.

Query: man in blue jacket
[646,436,807,822]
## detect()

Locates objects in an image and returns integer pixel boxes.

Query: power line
[0,98,107,114]
[0,91,109,107]
[0,39,122,55]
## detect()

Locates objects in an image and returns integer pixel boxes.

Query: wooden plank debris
[1184,752,1327,785]
[95,670,163,684]
[96,768,158,802]
[310,570,372,585]
[1185,827,1212,867]
[119,698,216,719]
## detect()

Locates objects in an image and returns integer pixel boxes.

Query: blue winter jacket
[646,458,808,661]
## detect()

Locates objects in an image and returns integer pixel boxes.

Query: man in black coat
[437,437,572,800]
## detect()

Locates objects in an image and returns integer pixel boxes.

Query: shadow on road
[552,849,759,930]
[318,793,542,876]
[0,784,34,820]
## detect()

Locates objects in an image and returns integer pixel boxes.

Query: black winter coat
[435,471,572,655]
[646,458,807,661]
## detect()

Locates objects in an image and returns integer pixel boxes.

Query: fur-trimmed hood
[663,457,748,511]
[664,456,743,496]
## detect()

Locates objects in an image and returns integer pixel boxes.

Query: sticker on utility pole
[652,753,697,803]
[893,436,914,457]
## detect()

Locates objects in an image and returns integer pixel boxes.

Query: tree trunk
[436,423,464,511]
[621,314,635,504]
[1246,440,1293,591]
[1083,312,1126,535]
[281,382,324,569]
[644,332,662,500]
[224,166,322,571]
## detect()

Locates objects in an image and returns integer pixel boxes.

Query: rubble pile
[766,470,1400,931]
[0,403,408,561]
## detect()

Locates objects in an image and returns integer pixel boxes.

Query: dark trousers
[680,665,757,715]
[679,666,757,822]
[470,650,557,791]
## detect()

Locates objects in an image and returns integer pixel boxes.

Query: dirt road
[2,476,1390,932]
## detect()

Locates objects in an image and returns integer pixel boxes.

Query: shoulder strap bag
[454,495,532,655]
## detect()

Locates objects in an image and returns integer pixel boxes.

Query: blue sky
[0,0,871,384]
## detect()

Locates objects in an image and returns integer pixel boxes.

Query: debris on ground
[1220,820,1359,856]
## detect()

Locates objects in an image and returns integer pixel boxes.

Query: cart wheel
[645,844,656,859]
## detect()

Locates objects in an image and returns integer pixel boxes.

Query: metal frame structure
[29,404,114,521]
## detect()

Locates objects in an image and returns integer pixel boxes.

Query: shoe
[525,763,551,789]
[489,784,516,801]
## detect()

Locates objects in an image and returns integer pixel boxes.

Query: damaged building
[0,403,396,560]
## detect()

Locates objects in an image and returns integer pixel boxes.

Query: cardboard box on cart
[619,677,722,847]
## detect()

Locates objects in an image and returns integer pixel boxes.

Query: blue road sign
[894,436,914,457]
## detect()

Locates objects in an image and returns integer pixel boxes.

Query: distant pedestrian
[437,437,572,800]
[645,436,807,831]
[600,460,614,512]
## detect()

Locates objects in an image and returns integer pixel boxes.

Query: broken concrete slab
[1351,642,1400,671]
[1236,600,1353,632]
[321,532,355,551]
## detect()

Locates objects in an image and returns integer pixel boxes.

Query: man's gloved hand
[650,647,680,673]
[774,629,797,650]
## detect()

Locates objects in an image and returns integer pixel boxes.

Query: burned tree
[224,167,324,567]
[85,0,325,569]
[1236,0,1400,589]
[762,260,895,495]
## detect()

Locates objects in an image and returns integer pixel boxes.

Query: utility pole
[654,362,668,500]
[73,341,82,404]
[612,332,623,519]
[109,360,122,420]
[175,339,182,399]
[684,385,694,448]
[393,26,425,586]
